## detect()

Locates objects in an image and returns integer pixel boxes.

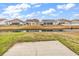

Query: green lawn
[0,32,79,55]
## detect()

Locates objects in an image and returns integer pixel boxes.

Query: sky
[0,3,79,20]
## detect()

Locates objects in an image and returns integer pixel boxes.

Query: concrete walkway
[3,41,77,56]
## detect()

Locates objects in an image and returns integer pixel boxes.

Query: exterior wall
[26,22,39,25]
[0,20,7,25]
[7,21,24,25]
[41,20,57,25]
[41,22,53,25]
[71,21,79,24]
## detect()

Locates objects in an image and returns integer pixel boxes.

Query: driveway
[3,41,77,56]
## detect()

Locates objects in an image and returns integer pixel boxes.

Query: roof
[42,19,56,22]
[63,20,71,22]
[7,18,24,23]
[0,18,7,22]
[71,20,79,22]
[58,19,71,22]
[26,19,39,22]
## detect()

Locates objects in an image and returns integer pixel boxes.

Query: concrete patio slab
[3,41,77,56]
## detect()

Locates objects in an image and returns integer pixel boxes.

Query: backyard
[0,32,79,55]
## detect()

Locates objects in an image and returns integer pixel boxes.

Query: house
[25,19,40,25]
[41,19,57,26]
[58,19,71,25]
[6,18,24,25]
[71,19,79,25]
[0,18,8,25]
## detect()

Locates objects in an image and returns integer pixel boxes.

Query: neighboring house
[0,18,79,26]
[57,19,66,25]
[6,18,24,25]
[0,18,7,25]
[41,19,57,25]
[25,19,40,25]
[71,19,79,25]
[59,19,71,25]
[63,20,71,24]
[57,19,71,25]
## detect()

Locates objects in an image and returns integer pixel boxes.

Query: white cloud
[34,4,41,7]
[3,3,31,14]
[42,8,56,14]
[30,3,41,8]
[26,12,38,19]
[57,3,75,10]
[73,14,79,17]
[1,3,31,19]
[0,12,21,19]
[70,13,79,19]
[41,8,58,17]
[49,14,58,16]
[10,13,20,19]
[0,14,6,18]
[1,3,42,19]
[26,11,41,19]
[26,13,35,18]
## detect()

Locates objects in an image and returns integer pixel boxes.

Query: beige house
[0,18,8,25]
[41,19,57,26]
[60,19,71,25]
[71,19,79,25]
[41,19,71,26]
[6,18,24,25]
[25,19,40,25]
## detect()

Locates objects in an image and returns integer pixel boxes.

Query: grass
[53,32,79,55]
[0,32,79,55]
[0,32,56,55]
